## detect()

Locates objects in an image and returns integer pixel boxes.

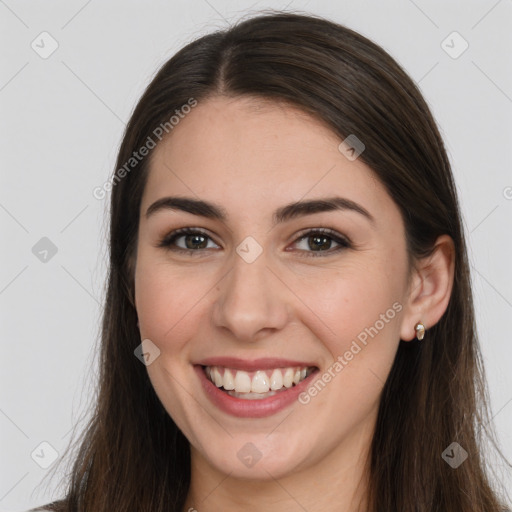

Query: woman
[32,10,510,512]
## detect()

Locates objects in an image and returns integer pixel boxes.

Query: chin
[194,429,317,481]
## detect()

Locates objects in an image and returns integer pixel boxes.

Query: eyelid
[156,227,219,252]
[157,226,352,255]
[292,227,352,246]
[289,228,351,257]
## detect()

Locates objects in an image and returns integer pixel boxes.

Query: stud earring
[414,322,425,341]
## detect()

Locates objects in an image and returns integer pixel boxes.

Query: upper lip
[195,357,318,372]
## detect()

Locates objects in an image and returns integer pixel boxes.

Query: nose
[211,248,290,343]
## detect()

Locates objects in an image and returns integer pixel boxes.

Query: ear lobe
[400,234,455,342]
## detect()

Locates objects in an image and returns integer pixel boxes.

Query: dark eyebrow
[145,196,375,226]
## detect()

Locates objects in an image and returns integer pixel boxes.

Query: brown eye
[157,228,219,254]
[291,229,351,257]
[157,227,351,258]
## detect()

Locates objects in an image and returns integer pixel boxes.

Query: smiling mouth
[202,365,317,400]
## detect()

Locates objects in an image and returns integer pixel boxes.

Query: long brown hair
[38,10,510,512]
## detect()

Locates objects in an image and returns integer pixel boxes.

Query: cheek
[295,260,403,349]
[134,258,206,425]
[134,257,206,351]
[292,264,404,432]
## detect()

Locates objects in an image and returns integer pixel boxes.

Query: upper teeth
[205,366,313,393]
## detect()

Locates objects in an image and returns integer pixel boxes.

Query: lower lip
[194,365,318,418]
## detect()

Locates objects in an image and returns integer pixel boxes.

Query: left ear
[399,234,455,342]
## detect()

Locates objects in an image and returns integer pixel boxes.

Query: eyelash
[156,227,352,258]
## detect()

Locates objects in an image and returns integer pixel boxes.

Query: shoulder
[26,500,66,512]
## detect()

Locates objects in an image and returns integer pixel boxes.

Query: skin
[134,96,455,512]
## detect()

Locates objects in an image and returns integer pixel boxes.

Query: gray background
[1,0,511,510]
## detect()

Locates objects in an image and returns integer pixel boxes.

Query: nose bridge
[212,245,289,342]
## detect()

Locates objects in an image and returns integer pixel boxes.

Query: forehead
[141,96,391,222]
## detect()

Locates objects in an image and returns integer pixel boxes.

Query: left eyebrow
[145,195,375,226]
[273,196,375,226]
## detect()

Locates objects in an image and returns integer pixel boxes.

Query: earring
[414,322,425,341]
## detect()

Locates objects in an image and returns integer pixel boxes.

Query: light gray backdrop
[1,1,511,510]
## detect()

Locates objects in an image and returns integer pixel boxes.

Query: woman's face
[134,96,414,481]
